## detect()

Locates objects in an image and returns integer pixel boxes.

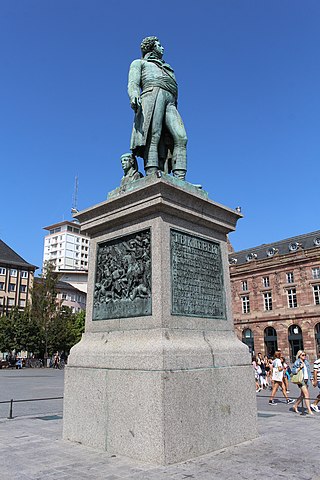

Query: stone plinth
[63,174,258,465]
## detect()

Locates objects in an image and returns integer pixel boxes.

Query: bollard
[8,399,13,419]
[301,397,306,415]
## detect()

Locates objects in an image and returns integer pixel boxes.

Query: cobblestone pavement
[0,409,319,480]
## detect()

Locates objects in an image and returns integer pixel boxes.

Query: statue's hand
[130,96,141,112]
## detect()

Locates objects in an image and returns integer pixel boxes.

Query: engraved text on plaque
[171,230,226,318]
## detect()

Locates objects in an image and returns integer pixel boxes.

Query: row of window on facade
[0,297,26,307]
[49,258,88,267]
[242,239,320,262]
[241,268,320,292]
[47,234,89,243]
[49,226,83,235]
[0,268,29,278]
[47,244,89,252]
[242,324,320,362]
[0,283,27,292]
[241,285,320,313]
[60,293,85,303]
[49,250,88,258]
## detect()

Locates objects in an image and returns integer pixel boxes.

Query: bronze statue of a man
[120,152,143,186]
[128,36,187,180]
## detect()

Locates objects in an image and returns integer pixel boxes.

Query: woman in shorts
[269,351,294,405]
[292,350,313,415]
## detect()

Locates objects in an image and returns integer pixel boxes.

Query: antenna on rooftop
[71,175,79,215]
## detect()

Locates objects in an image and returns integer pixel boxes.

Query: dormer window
[289,242,300,252]
[246,253,257,262]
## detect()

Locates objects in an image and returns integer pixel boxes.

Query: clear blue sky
[1,0,319,272]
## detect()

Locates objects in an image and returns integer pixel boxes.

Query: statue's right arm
[128,59,142,112]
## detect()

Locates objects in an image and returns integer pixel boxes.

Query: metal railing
[0,396,63,419]
[1,393,318,419]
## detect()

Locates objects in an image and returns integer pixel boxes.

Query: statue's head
[140,36,164,58]
[121,152,138,174]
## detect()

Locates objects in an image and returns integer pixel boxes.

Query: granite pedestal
[63,174,258,465]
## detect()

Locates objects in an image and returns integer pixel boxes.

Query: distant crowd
[252,350,320,415]
[1,351,67,369]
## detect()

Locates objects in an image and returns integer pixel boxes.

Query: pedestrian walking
[269,351,294,405]
[264,355,271,388]
[311,354,320,413]
[257,353,268,389]
[281,356,290,393]
[54,352,60,369]
[292,350,313,415]
[252,355,261,392]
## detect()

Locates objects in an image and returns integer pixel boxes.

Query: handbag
[272,369,283,382]
[291,368,304,384]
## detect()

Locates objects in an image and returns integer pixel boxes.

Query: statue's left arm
[128,59,142,112]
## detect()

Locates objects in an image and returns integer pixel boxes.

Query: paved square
[1,369,320,479]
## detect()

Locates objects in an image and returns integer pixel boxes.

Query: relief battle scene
[93,229,151,320]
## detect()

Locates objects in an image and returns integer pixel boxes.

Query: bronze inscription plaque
[93,229,151,320]
[171,230,226,318]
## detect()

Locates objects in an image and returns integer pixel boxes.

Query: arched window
[315,323,320,356]
[264,327,278,357]
[242,328,254,354]
[288,324,303,363]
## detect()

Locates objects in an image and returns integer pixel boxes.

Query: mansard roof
[229,230,320,266]
[0,239,37,270]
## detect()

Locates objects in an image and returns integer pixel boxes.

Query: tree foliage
[0,261,85,357]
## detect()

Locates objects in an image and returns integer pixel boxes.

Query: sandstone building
[0,240,37,315]
[229,230,320,362]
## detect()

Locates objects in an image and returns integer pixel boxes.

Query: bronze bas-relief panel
[171,229,226,319]
[93,229,151,320]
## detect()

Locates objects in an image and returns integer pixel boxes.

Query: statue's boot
[172,144,187,180]
[173,169,186,180]
[144,144,159,176]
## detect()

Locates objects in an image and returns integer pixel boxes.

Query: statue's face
[121,156,131,173]
[153,40,164,57]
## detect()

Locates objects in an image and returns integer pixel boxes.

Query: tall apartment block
[43,220,90,272]
[0,239,36,314]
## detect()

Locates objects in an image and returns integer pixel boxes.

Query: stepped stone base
[63,174,258,465]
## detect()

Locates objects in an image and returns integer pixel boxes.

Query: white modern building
[43,220,90,272]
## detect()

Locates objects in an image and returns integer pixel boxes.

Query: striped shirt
[313,358,320,382]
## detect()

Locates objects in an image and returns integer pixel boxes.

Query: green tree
[31,261,60,359]
[0,313,15,352]
[47,307,85,355]
[70,309,85,345]
[0,307,41,354]
[0,261,86,360]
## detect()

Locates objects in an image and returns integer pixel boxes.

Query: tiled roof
[34,277,83,294]
[55,280,83,293]
[229,230,320,266]
[0,239,37,269]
